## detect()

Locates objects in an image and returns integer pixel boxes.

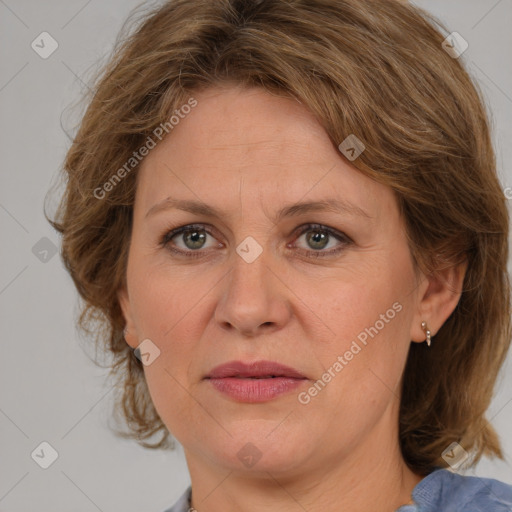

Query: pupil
[185,230,206,249]
[307,230,328,250]
[181,228,329,251]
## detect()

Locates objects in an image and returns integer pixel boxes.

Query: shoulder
[160,486,192,512]
[414,468,512,512]
[162,474,512,512]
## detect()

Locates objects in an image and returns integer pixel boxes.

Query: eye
[291,224,352,257]
[160,223,352,259]
[160,224,221,258]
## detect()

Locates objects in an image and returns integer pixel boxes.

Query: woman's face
[119,85,430,476]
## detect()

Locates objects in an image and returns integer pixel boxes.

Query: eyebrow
[145,197,371,222]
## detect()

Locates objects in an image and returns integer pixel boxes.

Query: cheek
[304,252,415,387]
[127,248,208,337]
[309,259,410,340]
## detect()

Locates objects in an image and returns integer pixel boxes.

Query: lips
[205,360,306,380]
[205,360,307,402]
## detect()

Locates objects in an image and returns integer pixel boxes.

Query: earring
[123,327,128,339]
[421,321,431,347]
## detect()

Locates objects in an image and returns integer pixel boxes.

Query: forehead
[135,85,395,222]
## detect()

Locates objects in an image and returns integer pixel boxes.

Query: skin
[119,85,467,512]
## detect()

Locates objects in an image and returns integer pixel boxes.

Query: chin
[191,423,317,476]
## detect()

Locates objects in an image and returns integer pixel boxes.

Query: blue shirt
[161,467,512,512]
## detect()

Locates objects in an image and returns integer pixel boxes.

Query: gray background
[0,1,511,511]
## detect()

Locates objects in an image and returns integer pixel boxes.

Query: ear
[410,257,468,343]
[117,285,139,350]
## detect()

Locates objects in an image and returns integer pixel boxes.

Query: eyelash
[159,223,352,259]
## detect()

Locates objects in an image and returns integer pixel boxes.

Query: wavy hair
[46,0,511,476]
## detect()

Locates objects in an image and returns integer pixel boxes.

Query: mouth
[205,360,307,380]
[204,360,307,402]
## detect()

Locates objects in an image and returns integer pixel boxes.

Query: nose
[214,243,292,337]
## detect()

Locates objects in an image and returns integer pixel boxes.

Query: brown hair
[46,0,511,475]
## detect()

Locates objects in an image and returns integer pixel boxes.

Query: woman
[47,0,512,511]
